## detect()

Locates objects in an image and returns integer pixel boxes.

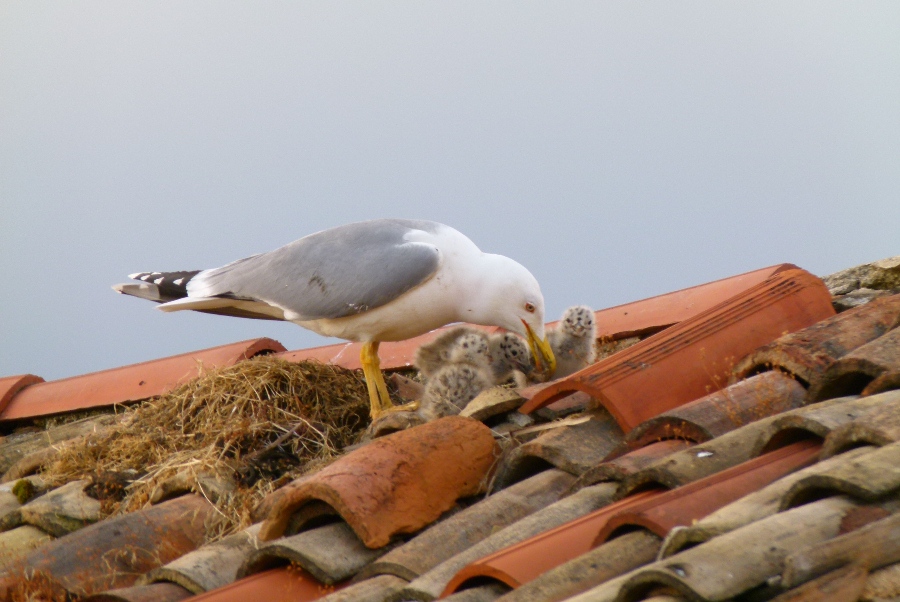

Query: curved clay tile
[83,582,193,602]
[258,416,500,548]
[659,446,875,559]
[142,524,261,594]
[0,338,286,421]
[809,325,900,401]
[612,497,857,602]
[781,441,900,510]
[781,511,900,589]
[821,390,900,456]
[443,440,819,595]
[754,393,898,456]
[625,371,806,450]
[396,482,619,602]
[733,294,900,391]
[184,567,341,602]
[356,469,575,583]
[574,440,694,491]
[521,269,834,431]
[863,370,900,396]
[0,494,214,598]
[490,409,624,489]
[240,521,385,585]
[0,374,43,414]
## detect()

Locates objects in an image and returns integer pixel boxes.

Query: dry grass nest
[39,356,372,540]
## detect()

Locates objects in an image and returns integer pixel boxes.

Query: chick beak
[522,320,556,379]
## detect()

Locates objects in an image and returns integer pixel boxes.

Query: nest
[40,356,371,540]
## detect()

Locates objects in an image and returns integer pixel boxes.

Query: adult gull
[113,218,556,419]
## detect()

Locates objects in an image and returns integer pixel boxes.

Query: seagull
[113,218,555,419]
[548,305,597,378]
[419,332,495,421]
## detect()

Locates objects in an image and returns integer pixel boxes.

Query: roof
[0,256,899,602]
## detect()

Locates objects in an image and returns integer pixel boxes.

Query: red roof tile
[0,338,285,421]
[186,568,339,602]
[0,374,43,414]
[0,494,214,598]
[442,440,819,594]
[520,269,835,430]
[624,370,806,450]
[258,416,500,548]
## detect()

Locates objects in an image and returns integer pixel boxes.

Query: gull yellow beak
[522,320,556,379]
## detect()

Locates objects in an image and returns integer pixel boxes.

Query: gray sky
[2,2,899,381]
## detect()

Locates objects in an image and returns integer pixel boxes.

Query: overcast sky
[2,2,899,381]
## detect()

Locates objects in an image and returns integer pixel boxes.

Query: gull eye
[524,302,536,313]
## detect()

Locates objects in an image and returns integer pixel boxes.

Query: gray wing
[187,219,443,320]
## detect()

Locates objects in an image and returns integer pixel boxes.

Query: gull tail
[112,270,201,303]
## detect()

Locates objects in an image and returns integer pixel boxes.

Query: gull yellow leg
[360,341,419,421]
[361,341,391,419]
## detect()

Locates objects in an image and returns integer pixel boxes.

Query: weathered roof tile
[258,416,500,548]
[625,370,806,450]
[356,468,576,583]
[821,389,900,456]
[490,409,624,489]
[0,494,214,598]
[142,523,262,594]
[18,479,101,537]
[809,325,900,401]
[83,582,194,602]
[733,294,900,391]
[240,521,384,585]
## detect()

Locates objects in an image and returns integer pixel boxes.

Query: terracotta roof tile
[604,497,858,602]
[17,479,101,536]
[624,370,806,450]
[84,582,194,602]
[356,469,576,583]
[756,392,899,456]
[574,440,694,490]
[316,574,407,602]
[494,530,663,602]
[443,440,818,595]
[0,525,53,567]
[491,408,624,489]
[862,369,900,396]
[0,338,286,421]
[770,563,869,602]
[396,482,620,601]
[520,269,834,429]
[142,524,262,594]
[0,375,43,414]
[659,446,877,558]
[821,389,900,456]
[184,567,341,602]
[733,293,900,390]
[240,521,385,585]
[258,416,499,547]
[809,326,900,401]
[781,440,900,509]
[0,494,214,598]
[782,510,900,590]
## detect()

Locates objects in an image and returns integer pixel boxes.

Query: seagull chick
[112,219,556,420]
[419,333,494,421]
[488,332,534,387]
[548,305,597,378]
[413,326,484,381]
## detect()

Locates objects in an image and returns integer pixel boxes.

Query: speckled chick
[419,332,494,421]
[489,332,534,387]
[413,326,484,381]
[548,305,597,378]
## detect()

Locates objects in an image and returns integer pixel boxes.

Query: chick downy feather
[548,305,597,379]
